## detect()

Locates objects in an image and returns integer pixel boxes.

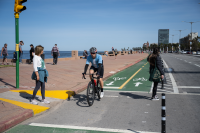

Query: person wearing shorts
[1,43,9,65]
[83,47,104,98]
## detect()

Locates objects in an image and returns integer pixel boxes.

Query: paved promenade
[0,53,148,132]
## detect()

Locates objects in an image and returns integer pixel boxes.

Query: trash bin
[41,54,45,60]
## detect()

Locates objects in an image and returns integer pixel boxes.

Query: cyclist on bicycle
[83,47,104,98]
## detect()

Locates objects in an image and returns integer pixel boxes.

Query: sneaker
[31,99,38,105]
[41,99,50,104]
[152,97,159,101]
[100,92,104,98]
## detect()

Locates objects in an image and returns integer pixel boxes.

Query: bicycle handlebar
[82,73,99,79]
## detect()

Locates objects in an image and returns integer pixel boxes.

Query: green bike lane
[104,59,152,92]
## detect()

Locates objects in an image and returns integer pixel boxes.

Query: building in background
[188,32,198,40]
[143,41,149,48]
[179,32,198,50]
[158,29,169,45]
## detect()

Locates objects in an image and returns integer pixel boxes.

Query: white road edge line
[150,82,154,93]
[29,123,159,133]
[178,86,200,89]
[162,59,179,94]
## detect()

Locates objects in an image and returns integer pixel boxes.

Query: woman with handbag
[148,47,164,100]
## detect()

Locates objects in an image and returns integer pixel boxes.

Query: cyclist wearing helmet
[83,47,104,98]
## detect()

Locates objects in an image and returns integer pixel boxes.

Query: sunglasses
[91,53,96,55]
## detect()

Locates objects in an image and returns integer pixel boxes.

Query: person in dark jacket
[30,44,34,63]
[147,47,164,100]
[83,50,88,59]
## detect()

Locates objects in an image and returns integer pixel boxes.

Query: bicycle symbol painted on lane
[132,77,147,81]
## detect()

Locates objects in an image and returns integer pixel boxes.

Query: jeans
[32,80,45,100]
[53,52,58,64]
[19,52,23,62]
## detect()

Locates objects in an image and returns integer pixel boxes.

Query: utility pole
[174,29,187,53]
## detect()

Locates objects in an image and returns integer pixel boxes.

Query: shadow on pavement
[19,91,41,102]
[119,92,151,100]
[68,94,100,107]
[0,78,16,88]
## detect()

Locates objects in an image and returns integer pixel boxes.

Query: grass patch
[0,65,15,68]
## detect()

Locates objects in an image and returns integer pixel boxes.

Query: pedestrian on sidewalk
[1,43,9,65]
[112,47,114,51]
[51,44,60,65]
[147,47,164,100]
[31,45,50,105]
[104,51,108,57]
[83,50,88,59]
[114,49,118,59]
[29,44,34,63]
[19,40,24,63]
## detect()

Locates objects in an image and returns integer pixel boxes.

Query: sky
[0,0,200,51]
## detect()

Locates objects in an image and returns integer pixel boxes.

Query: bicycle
[82,73,101,106]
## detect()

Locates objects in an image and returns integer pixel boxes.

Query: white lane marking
[189,62,192,63]
[104,87,119,89]
[150,82,154,93]
[162,59,179,94]
[104,90,150,93]
[29,123,159,133]
[178,86,200,88]
[104,95,119,97]
[106,81,114,86]
[194,64,200,67]
[134,82,143,87]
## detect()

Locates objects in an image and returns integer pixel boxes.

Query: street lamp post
[182,21,200,54]
[175,29,186,53]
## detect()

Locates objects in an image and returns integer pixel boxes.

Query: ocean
[2,50,105,59]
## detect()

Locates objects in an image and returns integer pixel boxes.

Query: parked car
[181,50,187,54]
[186,51,191,54]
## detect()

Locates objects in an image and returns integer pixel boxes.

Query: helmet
[90,47,97,54]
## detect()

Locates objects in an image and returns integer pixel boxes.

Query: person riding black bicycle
[82,47,104,98]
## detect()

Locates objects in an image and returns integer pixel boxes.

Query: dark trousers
[30,55,33,62]
[53,52,58,64]
[32,80,45,99]
[152,82,159,97]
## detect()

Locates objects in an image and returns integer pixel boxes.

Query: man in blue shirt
[83,47,104,98]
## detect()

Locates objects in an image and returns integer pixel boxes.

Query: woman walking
[148,47,164,100]
[31,45,50,105]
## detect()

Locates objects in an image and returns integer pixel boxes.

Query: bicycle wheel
[96,80,101,100]
[87,81,95,106]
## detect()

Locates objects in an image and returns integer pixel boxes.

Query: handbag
[149,59,162,82]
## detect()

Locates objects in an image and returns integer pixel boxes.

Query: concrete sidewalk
[0,53,148,132]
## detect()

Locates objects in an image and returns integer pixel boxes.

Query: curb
[74,58,145,95]
[0,109,33,133]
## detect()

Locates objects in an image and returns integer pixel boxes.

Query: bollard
[161,93,166,133]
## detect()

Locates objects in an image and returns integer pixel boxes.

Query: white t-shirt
[33,54,46,72]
